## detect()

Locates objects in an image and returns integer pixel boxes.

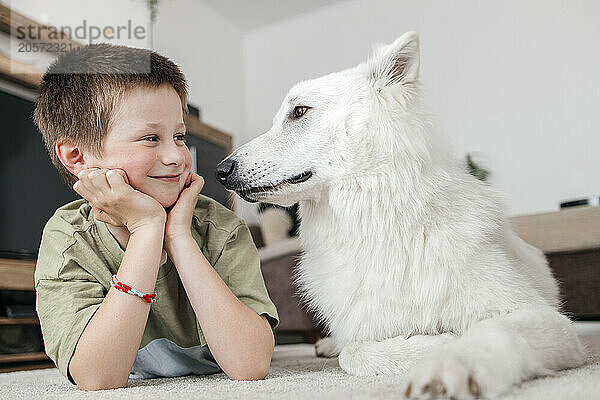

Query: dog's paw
[338,341,409,376]
[315,336,339,358]
[338,342,379,376]
[403,353,484,400]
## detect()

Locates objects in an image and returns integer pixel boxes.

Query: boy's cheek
[182,153,193,186]
[184,149,193,169]
[115,167,146,191]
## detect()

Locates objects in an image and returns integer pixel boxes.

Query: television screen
[186,134,230,209]
[0,88,79,259]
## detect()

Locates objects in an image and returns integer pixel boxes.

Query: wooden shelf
[0,258,36,290]
[0,320,49,373]
[0,361,54,373]
[0,52,43,89]
[0,317,39,325]
[0,258,44,373]
[0,352,48,363]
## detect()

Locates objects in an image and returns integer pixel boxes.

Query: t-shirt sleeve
[212,223,279,329]
[35,228,107,384]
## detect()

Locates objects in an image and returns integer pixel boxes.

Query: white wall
[6,0,149,71]
[242,0,600,222]
[9,0,148,46]
[153,0,245,143]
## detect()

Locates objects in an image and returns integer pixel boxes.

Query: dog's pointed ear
[368,31,420,90]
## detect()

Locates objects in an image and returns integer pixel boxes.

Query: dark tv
[0,87,78,259]
[0,86,230,260]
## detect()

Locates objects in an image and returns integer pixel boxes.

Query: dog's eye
[293,106,310,119]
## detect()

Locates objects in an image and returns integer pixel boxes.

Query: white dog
[215,32,584,399]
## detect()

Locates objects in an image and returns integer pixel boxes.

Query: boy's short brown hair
[34,43,188,187]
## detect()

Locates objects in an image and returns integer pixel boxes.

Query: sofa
[248,223,323,344]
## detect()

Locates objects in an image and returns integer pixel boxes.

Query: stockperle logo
[16,19,147,44]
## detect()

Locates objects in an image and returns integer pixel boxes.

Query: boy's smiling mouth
[149,174,181,182]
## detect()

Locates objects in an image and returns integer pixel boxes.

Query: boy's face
[84,84,192,208]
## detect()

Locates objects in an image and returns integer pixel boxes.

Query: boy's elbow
[227,332,274,381]
[228,367,269,381]
[74,373,128,391]
[227,359,271,381]
[70,357,129,391]
[78,379,127,391]
[78,383,124,392]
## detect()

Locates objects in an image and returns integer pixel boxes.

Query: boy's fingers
[77,169,90,181]
[72,180,83,196]
[78,168,111,193]
[189,173,204,188]
[183,174,204,197]
[88,170,113,195]
[194,175,205,191]
[105,169,123,183]
[77,167,102,180]
[113,168,130,185]
[73,179,94,201]
[105,169,130,188]
[174,175,203,209]
[78,168,128,186]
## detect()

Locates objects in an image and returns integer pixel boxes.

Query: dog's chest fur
[293,173,532,350]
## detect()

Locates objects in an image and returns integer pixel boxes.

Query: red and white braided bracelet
[110,275,157,303]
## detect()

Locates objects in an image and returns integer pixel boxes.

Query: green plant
[466,153,490,182]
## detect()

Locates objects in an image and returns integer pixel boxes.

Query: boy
[33,43,278,391]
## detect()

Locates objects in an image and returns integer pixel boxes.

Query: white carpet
[1,327,599,400]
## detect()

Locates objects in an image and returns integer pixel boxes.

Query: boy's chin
[151,187,185,210]
[156,194,179,210]
[162,199,178,211]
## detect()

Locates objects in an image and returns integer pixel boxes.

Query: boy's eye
[175,133,186,142]
[143,135,159,142]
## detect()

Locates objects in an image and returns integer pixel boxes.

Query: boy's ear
[55,139,88,177]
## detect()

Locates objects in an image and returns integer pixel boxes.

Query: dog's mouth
[287,171,312,184]
[237,170,312,203]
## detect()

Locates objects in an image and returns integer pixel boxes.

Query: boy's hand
[73,168,166,233]
[164,172,204,247]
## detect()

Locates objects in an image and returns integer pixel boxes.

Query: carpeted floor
[1,326,599,400]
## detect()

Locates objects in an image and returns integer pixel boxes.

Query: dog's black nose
[215,159,237,186]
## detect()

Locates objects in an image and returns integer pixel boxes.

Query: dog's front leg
[403,306,585,399]
[315,336,339,357]
[337,333,456,376]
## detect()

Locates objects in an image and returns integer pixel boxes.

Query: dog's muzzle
[214,158,258,202]
[215,158,313,203]
[215,158,237,189]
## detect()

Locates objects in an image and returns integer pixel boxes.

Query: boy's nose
[161,144,185,166]
[215,159,237,187]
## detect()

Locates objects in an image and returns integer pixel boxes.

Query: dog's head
[215,31,423,206]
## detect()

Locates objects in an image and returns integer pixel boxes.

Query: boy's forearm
[68,225,164,391]
[167,236,274,380]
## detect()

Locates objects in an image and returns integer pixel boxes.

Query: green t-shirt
[35,194,279,383]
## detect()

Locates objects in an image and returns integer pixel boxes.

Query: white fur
[219,32,584,399]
